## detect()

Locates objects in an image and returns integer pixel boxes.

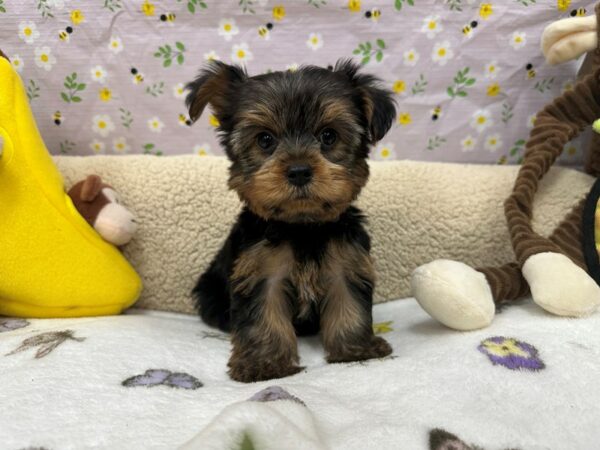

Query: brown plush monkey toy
[68,175,137,246]
[411,5,600,330]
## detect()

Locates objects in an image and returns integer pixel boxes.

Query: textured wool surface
[1,299,599,449]
[54,155,595,314]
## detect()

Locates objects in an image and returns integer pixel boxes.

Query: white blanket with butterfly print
[1,298,599,450]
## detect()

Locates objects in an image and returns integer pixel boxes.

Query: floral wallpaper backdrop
[0,0,595,164]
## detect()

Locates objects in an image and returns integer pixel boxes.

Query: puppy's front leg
[321,243,392,363]
[228,244,302,382]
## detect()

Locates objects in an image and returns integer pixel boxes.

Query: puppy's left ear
[335,59,396,143]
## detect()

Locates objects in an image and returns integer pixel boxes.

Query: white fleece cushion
[54,156,595,314]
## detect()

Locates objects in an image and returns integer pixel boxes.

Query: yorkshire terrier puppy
[187,60,396,383]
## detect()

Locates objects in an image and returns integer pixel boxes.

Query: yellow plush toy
[0,52,141,318]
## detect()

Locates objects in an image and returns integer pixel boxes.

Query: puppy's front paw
[523,252,600,317]
[228,357,303,383]
[327,336,392,363]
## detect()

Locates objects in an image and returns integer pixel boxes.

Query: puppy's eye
[257,132,277,152]
[320,128,337,147]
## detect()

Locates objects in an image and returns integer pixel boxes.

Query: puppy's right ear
[185,61,247,123]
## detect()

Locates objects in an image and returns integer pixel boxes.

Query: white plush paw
[411,259,495,331]
[523,252,600,317]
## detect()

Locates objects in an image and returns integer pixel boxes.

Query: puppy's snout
[286,164,313,187]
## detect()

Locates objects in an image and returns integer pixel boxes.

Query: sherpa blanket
[54,156,596,314]
[1,298,599,449]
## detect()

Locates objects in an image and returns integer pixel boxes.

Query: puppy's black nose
[286,165,313,187]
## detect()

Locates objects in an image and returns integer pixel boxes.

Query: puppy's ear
[334,59,396,143]
[185,61,247,123]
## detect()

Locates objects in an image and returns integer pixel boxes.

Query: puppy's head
[186,60,396,223]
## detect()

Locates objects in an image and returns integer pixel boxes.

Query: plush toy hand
[541,14,597,64]
[68,175,138,246]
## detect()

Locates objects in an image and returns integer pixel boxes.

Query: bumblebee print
[52,111,63,126]
[570,8,587,17]
[462,20,478,39]
[160,13,176,23]
[526,63,536,80]
[58,26,73,42]
[431,106,442,121]
[178,114,192,126]
[364,8,381,21]
[130,67,144,85]
[258,22,273,39]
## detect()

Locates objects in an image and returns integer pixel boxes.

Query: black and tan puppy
[187,60,396,383]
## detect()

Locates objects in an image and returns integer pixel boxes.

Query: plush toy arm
[542,15,597,64]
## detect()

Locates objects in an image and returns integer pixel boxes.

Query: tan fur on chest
[231,239,374,320]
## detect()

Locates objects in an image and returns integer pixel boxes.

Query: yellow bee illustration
[258,25,270,39]
[258,22,273,39]
[131,67,144,84]
[178,113,192,126]
[365,8,381,20]
[53,111,63,126]
[570,8,587,17]
[160,13,176,23]
[526,63,536,79]
[462,20,477,38]
[498,156,507,165]
[431,105,442,121]
[58,26,73,42]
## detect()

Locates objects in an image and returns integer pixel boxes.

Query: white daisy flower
[173,82,185,99]
[89,139,105,154]
[90,65,107,84]
[34,47,56,71]
[527,113,537,129]
[10,55,24,73]
[193,143,212,157]
[461,135,477,152]
[510,31,526,50]
[306,33,324,51]
[431,41,453,66]
[108,36,124,54]
[218,18,239,41]
[147,117,164,133]
[286,63,299,72]
[112,137,130,154]
[470,109,493,133]
[19,21,40,44]
[374,142,396,160]
[204,50,220,61]
[403,49,419,67]
[484,61,500,80]
[92,115,115,137]
[231,43,253,63]
[421,15,443,39]
[484,134,502,152]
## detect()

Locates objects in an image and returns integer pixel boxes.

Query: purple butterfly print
[0,318,30,333]
[248,386,305,406]
[478,336,545,372]
[122,369,203,390]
